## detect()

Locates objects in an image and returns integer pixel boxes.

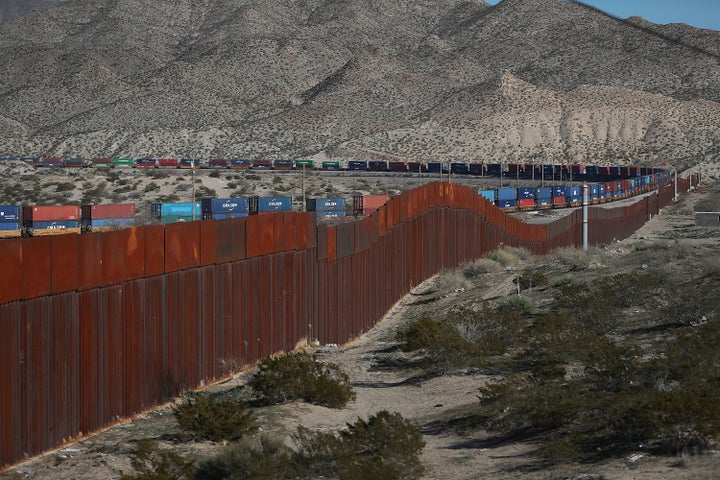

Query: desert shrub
[516,268,548,290]
[54,181,76,192]
[208,170,221,178]
[249,352,355,408]
[144,182,160,193]
[120,439,195,480]
[397,305,524,371]
[499,294,536,315]
[484,247,531,268]
[293,411,425,480]
[172,394,257,442]
[462,257,501,278]
[396,315,484,370]
[195,436,294,480]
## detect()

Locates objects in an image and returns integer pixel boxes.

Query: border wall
[0,180,690,468]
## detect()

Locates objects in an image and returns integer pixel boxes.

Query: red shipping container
[23,205,80,221]
[81,204,135,220]
[362,195,390,215]
[517,198,536,208]
[604,182,615,192]
[158,158,179,168]
[552,196,566,205]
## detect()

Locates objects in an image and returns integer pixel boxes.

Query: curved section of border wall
[0,180,691,468]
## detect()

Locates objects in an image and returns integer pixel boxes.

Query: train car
[450,162,469,175]
[201,197,249,218]
[21,157,42,167]
[208,158,230,168]
[63,157,86,168]
[295,159,315,169]
[90,157,113,167]
[407,161,424,173]
[41,157,63,168]
[135,157,157,168]
[249,196,293,214]
[81,203,136,232]
[321,161,342,170]
[112,157,134,168]
[157,158,179,168]
[22,205,81,236]
[352,195,390,215]
[469,163,486,176]
[388,161,408,172]
[347,160,368,171]
[0,205,21,238]
[368,160,388,171]
[307,197,346,218]
[178,158,200,169]
[252,159,273,169]
[150,202,201,223]
[426,162,448,174]
[230,159,252,169]
[273,159,294,170]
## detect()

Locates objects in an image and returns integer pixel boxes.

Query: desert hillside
[0,0,719,172]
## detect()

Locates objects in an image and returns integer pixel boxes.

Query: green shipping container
[295,159,315,168]
[112,157,134,167]
[321,161,341,169]
[160,215,199,224]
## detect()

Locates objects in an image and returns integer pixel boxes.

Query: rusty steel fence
[0,179,692,468]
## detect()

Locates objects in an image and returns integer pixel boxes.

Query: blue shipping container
[0,221,21,230]
[82,218,135,228]
[496,187,517,201]
[0,205,21,222]
[316,210,347,218]
[566,196,581,203]
[306,198,346,211]
[203,213,248,220]
[590,185,599,195]
[565,186,581,197]
[517,187,536,199]
[552,186,565,197]
[536,187,552,199]
[258,197,292,212]
[598,184,606,194]
[201,198,249,214]
[537,198,551,206]
[478,190,496,202]
[26,220,80,230]
[496,199,517,208]
[151,202,201,218]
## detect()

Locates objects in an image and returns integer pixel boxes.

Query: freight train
[0,169,700,239]
[0,156,676,181]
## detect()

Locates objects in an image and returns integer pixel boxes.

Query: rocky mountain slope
[0,0,65,23]
[0,0,719,171]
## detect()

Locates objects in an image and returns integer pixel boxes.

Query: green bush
[172,394,257,442]
[120,439,195,480]
[195,436,294,480]
[294,411,425,480]
[249,352,355,408]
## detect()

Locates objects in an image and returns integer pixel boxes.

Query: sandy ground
[2,182,720,480]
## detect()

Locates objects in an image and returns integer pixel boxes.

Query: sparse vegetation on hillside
[409,244,720,465]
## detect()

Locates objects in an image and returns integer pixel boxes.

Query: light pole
[302,163,306,212]
[192,159,196,221]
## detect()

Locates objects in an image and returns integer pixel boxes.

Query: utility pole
[582,183,589,252]
[192,160,196,221]
[302,163,306,212]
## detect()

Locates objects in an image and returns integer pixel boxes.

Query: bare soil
[2,182,720,480]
